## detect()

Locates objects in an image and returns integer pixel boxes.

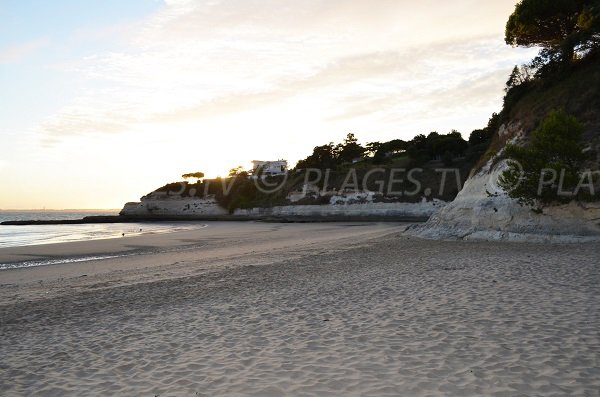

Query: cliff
[411,55,600,242]
[120,190,445,221]
[411,150,600,242]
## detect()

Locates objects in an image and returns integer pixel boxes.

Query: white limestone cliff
[121,195,228,218]
[120,190,445,220]
[232,199,445,219]
[410,125,600,242]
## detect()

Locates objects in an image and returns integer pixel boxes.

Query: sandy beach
[1,222,599,396]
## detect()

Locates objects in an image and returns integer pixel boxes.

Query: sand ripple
[1,236,599,396]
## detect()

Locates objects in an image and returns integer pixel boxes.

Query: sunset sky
[0,0,537,209]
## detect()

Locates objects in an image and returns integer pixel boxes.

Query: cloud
[0,38,48,64]
[37,0,535,142]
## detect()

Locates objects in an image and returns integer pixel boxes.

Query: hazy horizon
[0,208,121,211]
[0,0,537,209]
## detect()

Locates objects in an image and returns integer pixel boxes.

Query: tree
[337,133,365,163]
[406,134,429,161]
[365,141,382,157]
[469,113,501,146]
[182,171,205,182]
[366,139,407,164]
[505,0,600,66]
[505,65,532,92]
[576,2,600,53]
[498,110,586,206]
[503,64,536,111]
[228,166,248,177]
[382,139,407,154]
[431,132,468,159]
[295,143,339,170]
[404,131,468,163]
[469,129,489,146]
[410,134,428,150]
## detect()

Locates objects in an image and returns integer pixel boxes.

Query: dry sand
[1,222,599,396]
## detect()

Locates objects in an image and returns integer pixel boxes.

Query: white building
[251,160,288,177]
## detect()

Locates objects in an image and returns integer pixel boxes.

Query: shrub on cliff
[498,110,589,206]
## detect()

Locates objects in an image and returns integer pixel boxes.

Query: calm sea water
[0,210,118,223]
[0,211,203,249]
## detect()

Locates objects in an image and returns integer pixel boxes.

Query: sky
[0,0,537,209]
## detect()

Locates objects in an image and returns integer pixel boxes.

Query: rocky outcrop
[232,200,445,221]
[410,126,600,242]
[120,190,445,221]
[120,196,228,218]
[412,52,600,244]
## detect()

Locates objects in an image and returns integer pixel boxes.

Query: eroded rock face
[410,125,600,242]
[120,188,447,220]
[120,196,228,217]
[232,200,446,219]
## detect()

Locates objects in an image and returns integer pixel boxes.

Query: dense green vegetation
[498,110,593,206]
[505,0,599,71]
[295,128,490,171]
[181,171,205,181]
[154,128,485,213]
[502,0,600,115]
[492,0,600,207]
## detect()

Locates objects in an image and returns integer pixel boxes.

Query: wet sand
[1,222,599,396]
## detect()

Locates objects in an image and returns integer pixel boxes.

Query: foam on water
[0,254,130,270]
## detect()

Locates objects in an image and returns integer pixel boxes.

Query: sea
[0,211,206,270]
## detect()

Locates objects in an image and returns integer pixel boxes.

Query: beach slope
[1,223,599,396]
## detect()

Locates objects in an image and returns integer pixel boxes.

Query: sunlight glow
[0,0,537,209]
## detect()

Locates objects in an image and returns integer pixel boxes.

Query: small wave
[0,254,131,270]
[0,222,209,270]
[0,222,208,248]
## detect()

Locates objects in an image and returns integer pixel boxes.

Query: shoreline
[0,222,407,292]
[1,214,430,226]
